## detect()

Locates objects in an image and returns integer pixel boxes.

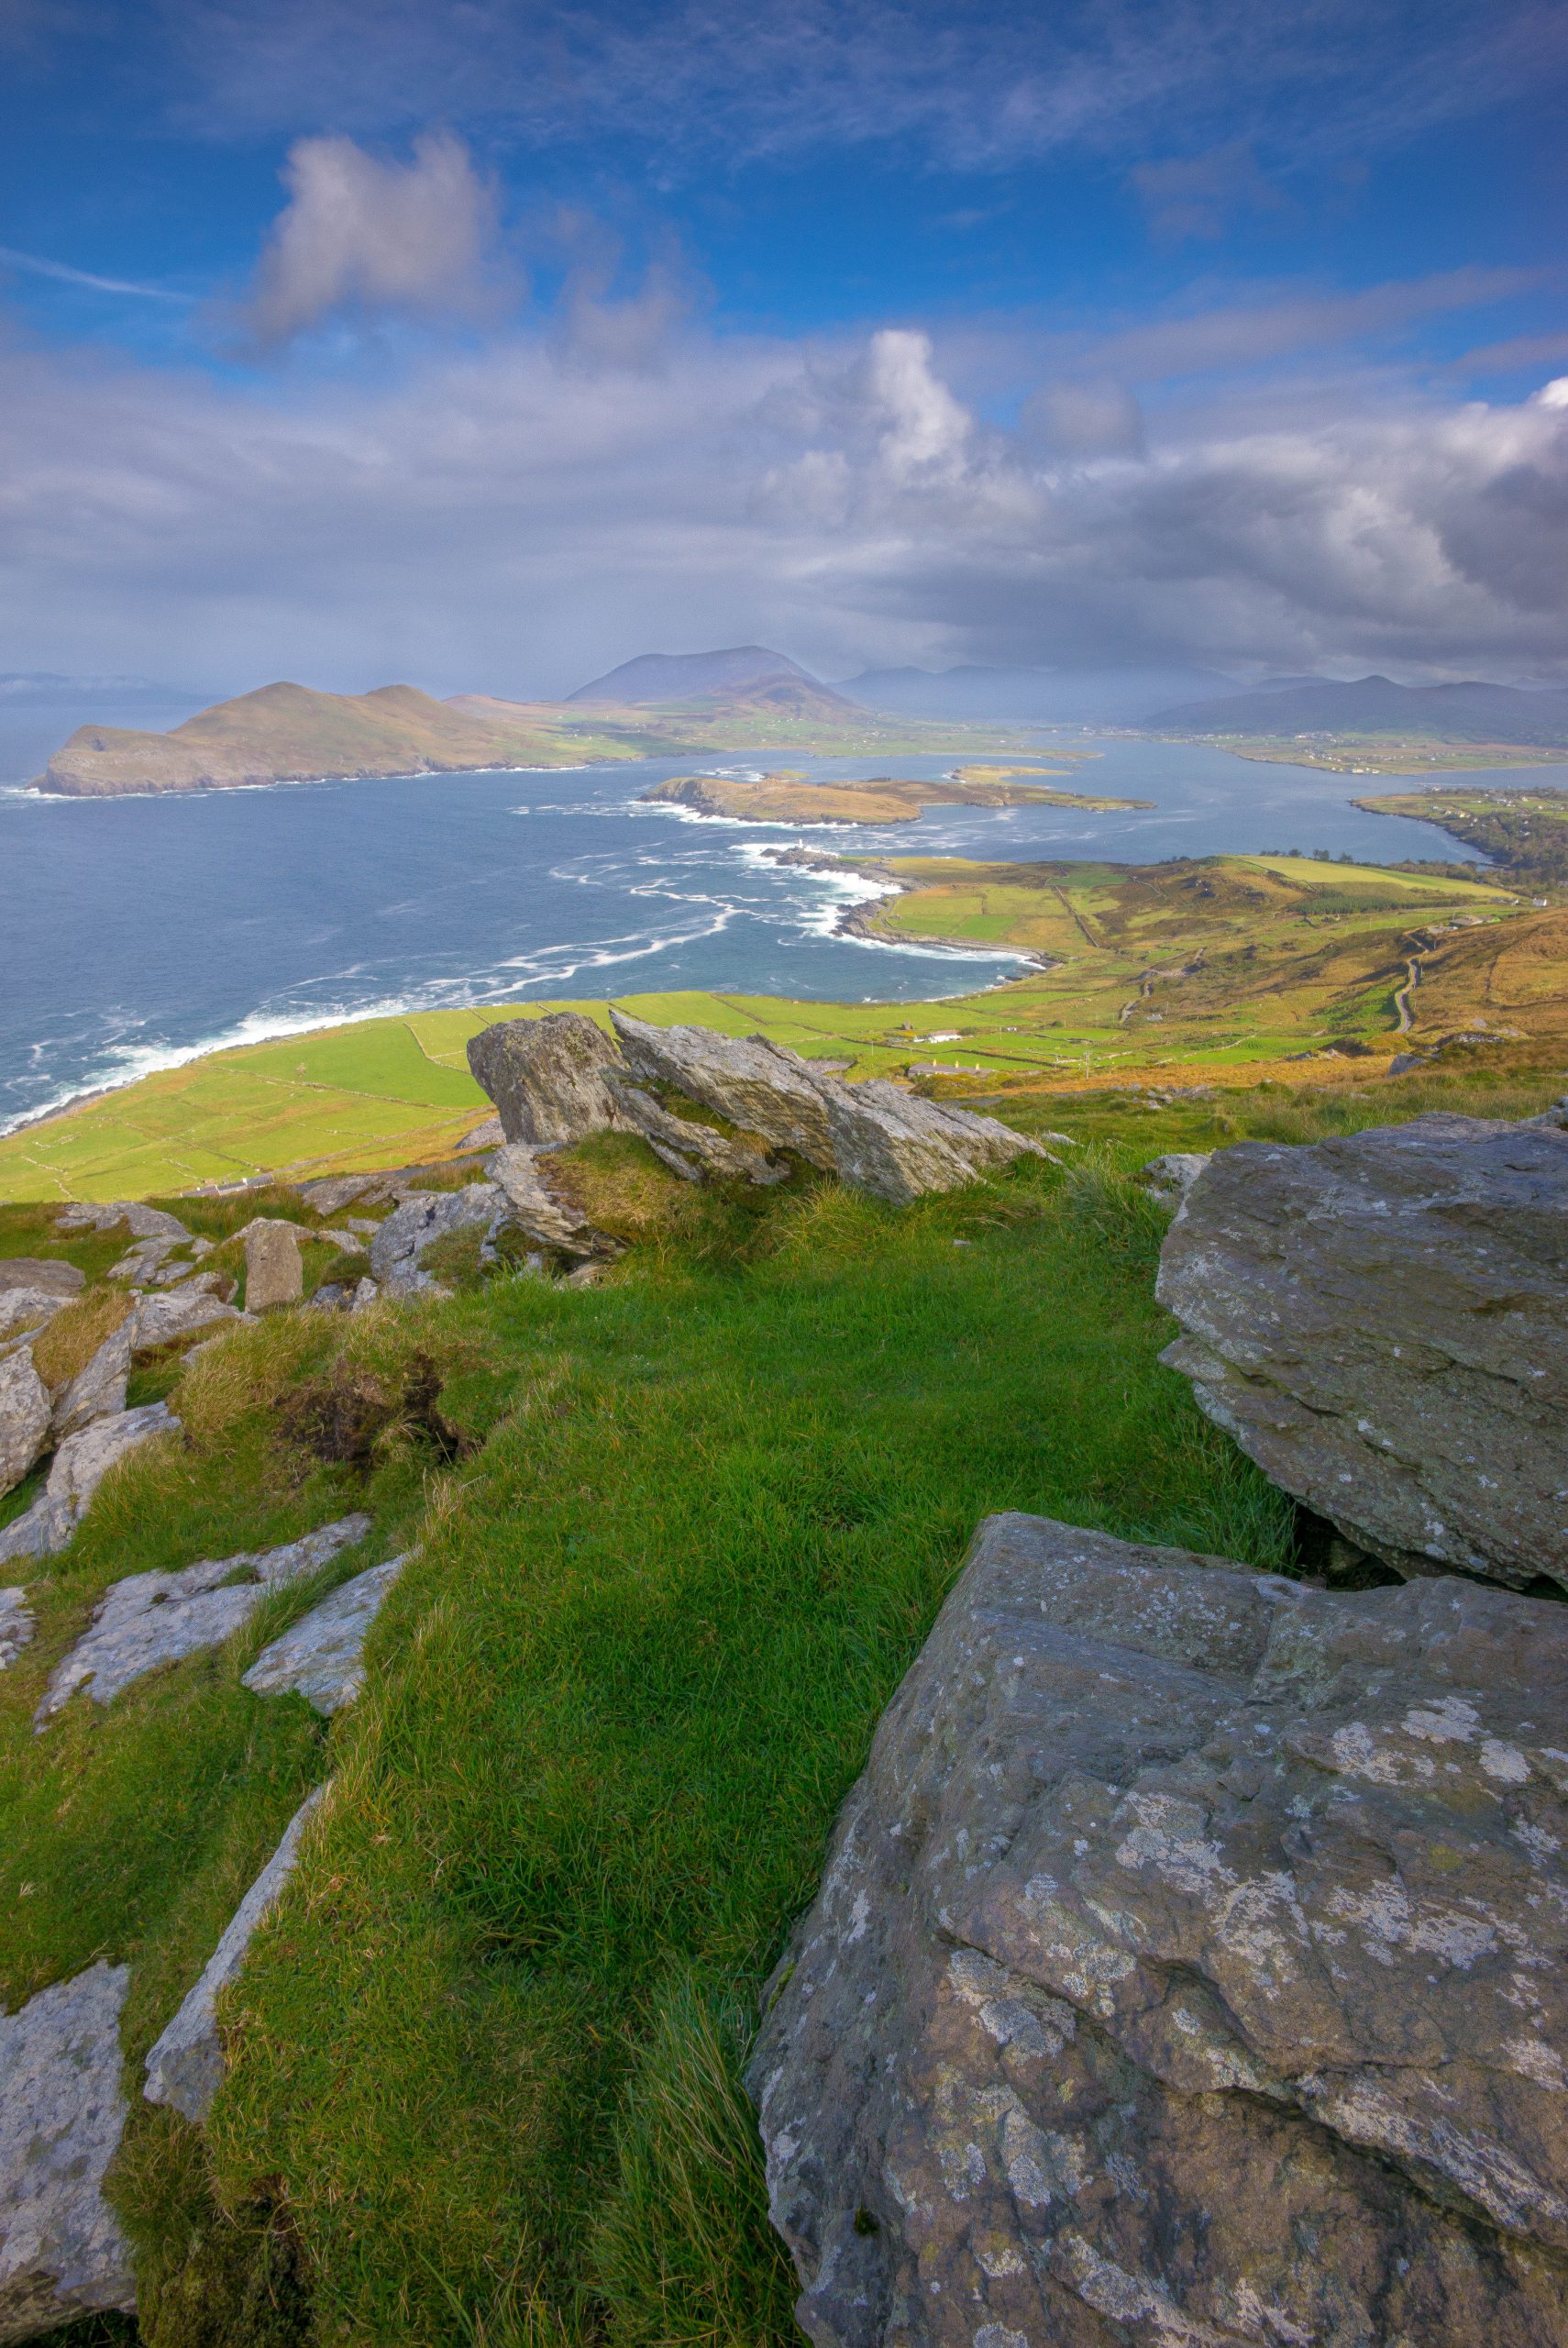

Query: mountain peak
[566,647,814,706]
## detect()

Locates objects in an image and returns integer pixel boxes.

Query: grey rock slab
[0,1403,179,1567]
[1135,1148,1211,1206]
[819,1078,1046,1206]
[0,1349,50,1499]
[490,1146,616,1258]
[1156,1113,1568,1589]
[50,1320,130,1442]
[0,1263,83,1300]
[610,1009,839,1167]
[243,1220,304,1312]
[0,1961,137,2342]
[128,1281,238,1354]
[296,1174,376,1215]
[243,1553,411,1714]
[56,1202,187,1242]
[606,1075,788,1186]
[34,1512,370,1722]
[369,1181,503,1294]
[0,1293,69,1344]
[144,1786,328,2124]
[0,1589,34,1673]
[467,1012,628,1145]
[348,1277,380,1311]
[749,1512,1568,2348]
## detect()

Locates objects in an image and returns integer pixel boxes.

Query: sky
[1,0,1566,699]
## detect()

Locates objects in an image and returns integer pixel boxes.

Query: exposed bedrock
[1156,1112,1568,1591]
[749,1512,1568,2348]
[369,1181,505,1294]
[0,1402,179,1567]
[466,1012,629,1145]
[0,1961,137,2342]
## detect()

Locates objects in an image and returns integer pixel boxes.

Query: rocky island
[638,768,1151,825]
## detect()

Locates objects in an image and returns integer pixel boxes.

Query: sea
[4,701,1546,1139]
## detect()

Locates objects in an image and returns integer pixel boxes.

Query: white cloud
[241,131,503,344]
[0,310,1564,692]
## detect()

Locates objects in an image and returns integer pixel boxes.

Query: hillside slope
[38,682,605,796]
[566,646,813,703]
[1145,674,1568,745]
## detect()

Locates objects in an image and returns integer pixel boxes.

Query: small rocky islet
[1,1012,1566,2344]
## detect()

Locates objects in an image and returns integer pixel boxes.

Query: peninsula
[638,770,1152,825]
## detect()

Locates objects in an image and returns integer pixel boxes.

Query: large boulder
[467,1013,627,1146]
[819,1079,1046,1207]
[144,1787,327,2124]
[243,1220,304,1312]
[0,1402,179,1566]
[1156,1113,1568,1591]
[0,1349,50,1499]
[604,1074,788,1186]
[609,1011,838,1165]
[749,1512,1568,2348]
[36,1514,371,1722]
[0,1960,137,2341]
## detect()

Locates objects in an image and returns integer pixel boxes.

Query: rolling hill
[1144,675,1568,744]
[565,645,815,704]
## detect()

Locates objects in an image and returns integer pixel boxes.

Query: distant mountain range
[567,646,819,704]
[1144,675,1568,744]
[835,663,1235,723]
[0,670,203,709]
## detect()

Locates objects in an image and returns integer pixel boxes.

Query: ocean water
[1,725,1527,1136]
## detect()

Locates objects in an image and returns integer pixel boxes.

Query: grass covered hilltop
[6,1035,1568,2348]
[638,761,1149,825]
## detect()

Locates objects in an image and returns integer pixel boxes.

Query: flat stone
[128,1279,239,1353]
[0,1294,71,1344]
[0,1349,50,1500]
[0,1589,34,1673]
[0,1960,137,2341]
[1136,1148,1211,1206]
[467,1012,628,1145]
[0,1263,83,1300]
[296,1175,375,1216]
[144,1787,327,2124]
[749,1512,1568,2348]
[368,1181,503,1294]
[242,1554,410,1713]
[56,1202,187,1242]
[0,1403,179,1567]
[50,1320,130,1442]
[35,1512,371,1722]
[243,1220,304,1312]
[1156,1113,1568,1589]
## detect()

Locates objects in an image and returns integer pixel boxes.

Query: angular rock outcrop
[0,1589,33,1673]
[35,1513,371,1721]
[56,1202,187,1242]
[819,1079,1046,1207]
[50,1319,130,1443]
[0,1960,137,2342]
[241,1554,410,1714]
[243,1220,304,1312]
[1156,1113,1568,1590]
[467,1013,627,1146]
[144,1786,327,2124]
[610,1010,839,1166]
[0,1294,70,1345]
[0,1262,83,1301]
[490,1146,618,1260]
[605,1072,788,1186]
[0,1402,179,1566]
[369,1182,503,1295]
[0,1349,50,1499]
[297,1174,377,1216]
[749,1513,1568,2348]
[128,1277,240,1353]
[1136,1148,1210,1207]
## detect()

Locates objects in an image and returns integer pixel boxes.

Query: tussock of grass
[29,1283,133,1390]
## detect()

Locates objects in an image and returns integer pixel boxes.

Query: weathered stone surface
[820,1079,1046,1207]
[1136,1148,1211,1207]
[750,1512,1568,2348]
[368,1181,503,1294]
[0,1589,33,1673]
[106,1235,188,1285]
[56,1202,187,1242]
[243,1554,410,1713]
[349,1276,380,1311]
[128,1278,239,1353]
[1157,1113,1568,1590]
[50,1320,130,1443]
[610,1010,838,1166]
[0,1961,137,2342]
[297,1174,376,1215]
[35,1513,370,1722]
[243,1219,304,1312]
[468,1013,628,1145]
[490,1146,618,1259]
[0,1294,70,1344]
[0,1349,50,1499]
[458,1113,504,1152]
[605,1073,788,1186]
[0,1402,179,1566]
[144,1787,327,2124]
[0,1263,83,1301]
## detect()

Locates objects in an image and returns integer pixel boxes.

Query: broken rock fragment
[242,1553,411,1714]
[467,1012,628,1145]
[749,1512,1568,2348]
[0,1347,50,1499]
[0,1588,34,1672]
[50,1319,130,1443]
[144,1786,328,2123]
[243,1220,304,1312]
[0,1402,179,1567]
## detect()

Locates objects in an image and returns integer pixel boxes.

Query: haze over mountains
[1145,675,1568,744]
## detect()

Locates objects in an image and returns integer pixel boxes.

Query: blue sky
[1,0,1565,694]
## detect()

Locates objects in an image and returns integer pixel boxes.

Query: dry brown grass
[30,1285,133,1390]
